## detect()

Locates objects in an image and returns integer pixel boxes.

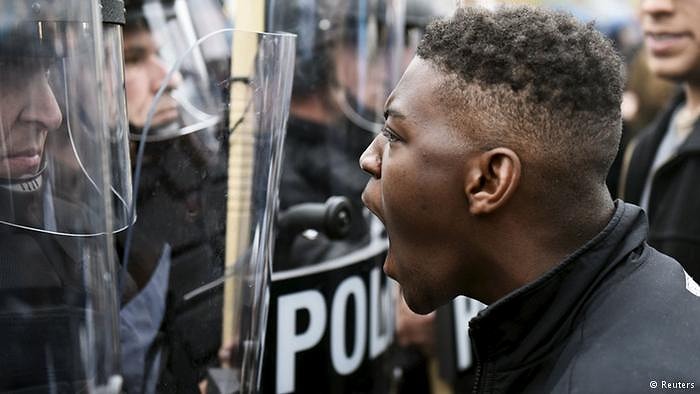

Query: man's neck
[684,81,700,114]
[476,193,616,305]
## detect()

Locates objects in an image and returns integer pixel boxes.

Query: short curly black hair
[416,5,625,193]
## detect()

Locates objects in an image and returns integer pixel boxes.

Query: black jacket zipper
[470,325,487,394]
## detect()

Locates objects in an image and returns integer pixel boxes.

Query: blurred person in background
[620,0,700,282]
[608,48,676,196]
[602,17,678,197]
[622,50,676,139]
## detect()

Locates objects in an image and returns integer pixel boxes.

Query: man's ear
[464,148,521,215]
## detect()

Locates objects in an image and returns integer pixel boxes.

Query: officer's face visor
[331,0,405,133]
[0,3,125,393]
[267,0,405,134]
[0,2,131,236]
[124,0,234,142]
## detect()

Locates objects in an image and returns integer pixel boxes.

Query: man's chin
[647,57,700,82]
[151,109,180,127]
[382,248,397,279]
[0,157,42,180]
[401,290,437,316]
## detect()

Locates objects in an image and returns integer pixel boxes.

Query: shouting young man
[360,6,700,393]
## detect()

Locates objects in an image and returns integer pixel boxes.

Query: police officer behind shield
[268,0,397,270]
[120,1,296,392]
[0,0,129,392]
[120,1,227,391]
[259,1,401,393]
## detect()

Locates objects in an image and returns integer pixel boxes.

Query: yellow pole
[222,0,266,349]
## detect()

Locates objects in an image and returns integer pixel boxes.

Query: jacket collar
[668,91,700,155]
[643,92,700,155]
[678,116,700,155]
[623,91,700,203]
[469,201,648,367]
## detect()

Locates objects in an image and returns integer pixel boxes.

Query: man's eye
[381,127,399,143]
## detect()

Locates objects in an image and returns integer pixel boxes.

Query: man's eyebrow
[384,108,406,120]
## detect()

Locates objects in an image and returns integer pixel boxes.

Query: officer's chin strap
[0,160,46,193]
[119,28,235,294]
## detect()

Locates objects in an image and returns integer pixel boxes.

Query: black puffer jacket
[621,93,700,281]
[468,202,700,393]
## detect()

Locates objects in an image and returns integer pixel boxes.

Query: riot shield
[0,0,127,392]
[404,0,455,67]
[262,0,404,392]
[266,0,403,267]
[120,1,295,392]
[102,0,135,233]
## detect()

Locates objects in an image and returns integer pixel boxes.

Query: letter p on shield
[276,290,327,394]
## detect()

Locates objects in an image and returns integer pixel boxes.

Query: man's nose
[359,136,384,179]
[641,0,675,15]
[21,76,63,132]
[148,55,181,93]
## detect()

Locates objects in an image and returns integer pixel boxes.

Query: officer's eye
[0,58,53,82]
[381,126,400,143]
[124,47,149,64]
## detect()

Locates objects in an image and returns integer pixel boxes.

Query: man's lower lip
[383,249,396,278]
[2,155,41,174]
[645,35,690,56]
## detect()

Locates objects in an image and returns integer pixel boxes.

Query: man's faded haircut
[417,6,625,190]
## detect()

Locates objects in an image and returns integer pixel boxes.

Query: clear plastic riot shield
[404,0,454,67]
[0,0,126,392]
[266,0,403,268]
[119,1,295,392]
[262,0,404,392]
[330,0,405,133]
[102,0,135,233]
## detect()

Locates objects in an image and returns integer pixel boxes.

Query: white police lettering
[685,271,700,297]
[454,296,487,371]
[276,290,327,394]
[370,267,393,358]
[331,277,368,375]
[274,268,396,393]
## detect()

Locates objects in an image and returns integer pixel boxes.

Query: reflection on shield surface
[120,0,295,392]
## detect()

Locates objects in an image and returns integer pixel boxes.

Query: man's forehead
[384,57,444,118]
